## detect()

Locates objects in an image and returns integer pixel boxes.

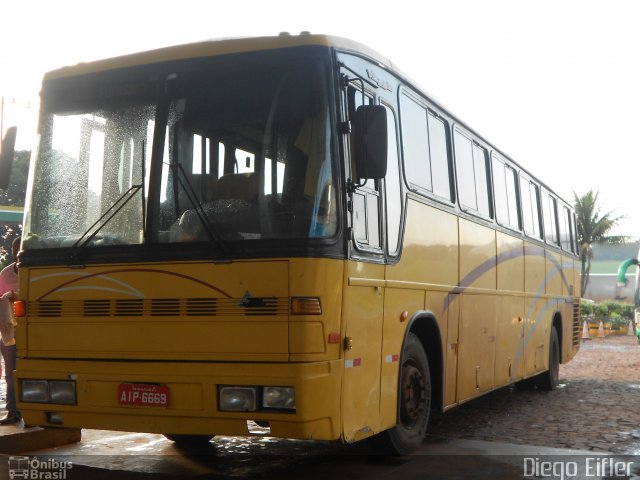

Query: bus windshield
[23,56,337,251]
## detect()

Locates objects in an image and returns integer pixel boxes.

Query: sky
[1,0,639,238]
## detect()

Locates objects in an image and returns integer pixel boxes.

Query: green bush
[602,301,623,316]
[593,303,609,320]
[581,300,635,325]
[580,300,594,316]
[608,311,626,328]
[620,303,635,320]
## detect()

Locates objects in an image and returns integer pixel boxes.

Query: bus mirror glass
[354,105,387,179]
[0,126,17,190]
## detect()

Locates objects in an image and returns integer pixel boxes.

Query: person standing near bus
[0,237,22,425]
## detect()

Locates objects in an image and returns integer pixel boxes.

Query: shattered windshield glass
[23,55,337,252]
[24,103,154,249]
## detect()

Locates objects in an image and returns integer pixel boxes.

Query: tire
[536,327,560,391]
[163,434,214,446]
[514,377,536,391]
[369,332,431,455]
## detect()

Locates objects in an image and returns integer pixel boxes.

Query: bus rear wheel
[370,332,431,455]
[536,327,560,391]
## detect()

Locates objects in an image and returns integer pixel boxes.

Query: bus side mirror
[354,105,387,179]
[0,126,17,190]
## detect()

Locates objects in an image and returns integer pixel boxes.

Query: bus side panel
[444,294,460,408]
[494,231,525,384]
[379,287,424,429]
[384,201,458,416]
[425,289,454,402]
[458,294,496,400]
[390,200,459,287]
[546,250,563,296]
[572,255,582,299]
[497,232,524,293]
[523,242,550,378]
[524,244,546,295]
[341,261,384,442]
[460,219,496,291]
[458,219,497,401]
[494,295,524,387]
[523,295,551,377]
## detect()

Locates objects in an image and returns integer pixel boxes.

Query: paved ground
[426,333,640,454]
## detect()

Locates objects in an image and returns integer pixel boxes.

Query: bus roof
[43,33,396,82]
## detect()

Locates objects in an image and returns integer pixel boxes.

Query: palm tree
[574,190,625,295]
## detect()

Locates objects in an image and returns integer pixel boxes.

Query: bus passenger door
[339,62,385,441]
[342,174,385,441]
[341,262,384,441]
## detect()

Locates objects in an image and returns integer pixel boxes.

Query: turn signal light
[290,297,322,315]
[13,300,26,317]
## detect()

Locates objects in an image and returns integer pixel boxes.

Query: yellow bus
[5,33,580,454]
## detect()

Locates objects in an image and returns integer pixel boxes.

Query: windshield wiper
[67,184,143,264]
[172,162,228,257]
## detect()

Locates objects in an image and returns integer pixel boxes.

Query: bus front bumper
[15,358,343,441]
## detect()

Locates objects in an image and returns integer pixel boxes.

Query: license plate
[118,383,169,407]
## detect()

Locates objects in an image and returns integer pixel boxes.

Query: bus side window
[520,176,542,239]
[427,112,452,201]
[542,191,559,246]
[560,205,573,252]
[492,155,520,230]
[455,130,491,217]
[352,185,381,249]
[400,93,432,192]
[399,92,453,203]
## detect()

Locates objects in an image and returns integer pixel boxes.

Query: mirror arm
[347,178,365,194]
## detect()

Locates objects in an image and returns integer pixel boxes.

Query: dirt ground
[427,333,640,454]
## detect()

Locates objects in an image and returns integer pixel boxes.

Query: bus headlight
[50,381,77,405]
[21,379,77,405]
[219,386,257,412]
[262,386,295,410]
[21,380,49,403]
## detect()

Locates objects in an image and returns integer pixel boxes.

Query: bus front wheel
[370,332,431,455]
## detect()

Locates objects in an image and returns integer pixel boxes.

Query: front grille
[115,299,145,317]
[84,300,110,316]
[186,298,217,316]
[27,297,289,318]
[151,299,181,316]
[33,300,62,317]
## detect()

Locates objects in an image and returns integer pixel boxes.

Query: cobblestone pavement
[427,334,640,454]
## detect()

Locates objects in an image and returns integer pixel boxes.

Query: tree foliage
[574,189,625,295]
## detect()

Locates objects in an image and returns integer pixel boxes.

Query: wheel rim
[399,360,428,429]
